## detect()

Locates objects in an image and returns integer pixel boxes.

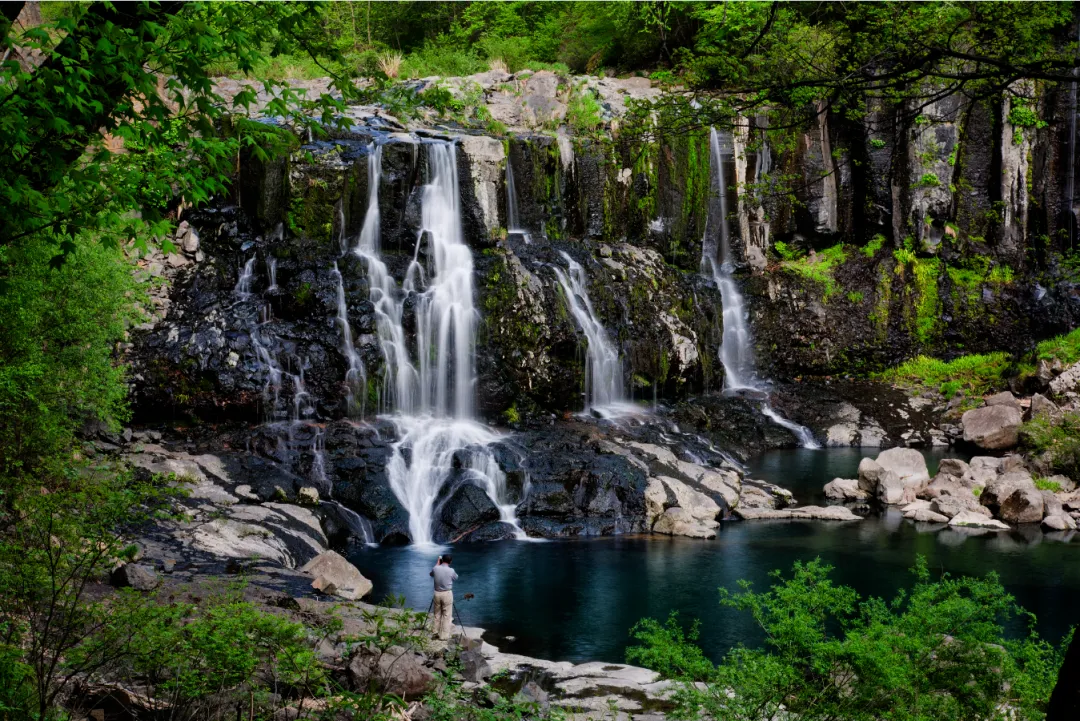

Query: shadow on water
[350,448,1080,664]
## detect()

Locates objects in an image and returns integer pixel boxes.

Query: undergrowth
[779,243,848,299]
[876,352,1011,400]
[1021,413,1080,480]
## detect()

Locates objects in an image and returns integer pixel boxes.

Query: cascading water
[505,154,530,242]
[704,128,820,449]
[353,140,525,544]
[267,257,278,291]
[353,144,418,415]
[235,256,256,298]
[331,262,366,418]
[553,252,630,416]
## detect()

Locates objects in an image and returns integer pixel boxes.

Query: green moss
[869,266,893,340]
[846,291,864,303]
[503,403,521,425]
[862,234,885,258]
[987,266,1014,285]
[912,257,941,344]
[780,243,848,299]
[294,281,313,306]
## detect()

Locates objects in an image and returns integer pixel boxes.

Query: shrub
[1021,412,1080,480]
[566,86,604,134]
[627,558,1065,721]
[488,57,509,73]
[378,51,403,79]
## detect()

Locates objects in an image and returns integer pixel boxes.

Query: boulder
[984,391,1021,410]
[962,456,1003,489]
[909,508,950,524]
[1029,393,1062,421]
[460,647,493,683]
[736,505,862,521]
[652,506,716,538]
[937,458,970,478]
[875,447,930,487]
[857,457,885,493]
[297,486,320,505]
[1048,360,1080,396]
[877,470,916,505]
[299,550,372,600]
[931,495,989,519]
[1042,514,1077,531]
[998,486,1045,524]
[980,471,1036,515]
[823,478,869,501]
[900,500,932,517]
[110,563,160,591]
[659,477,720,524]
[962,405,1022,450]
[644,477,668,526]
[949,511,1010,530]
[922,474,965,499]
[347,646,435,698]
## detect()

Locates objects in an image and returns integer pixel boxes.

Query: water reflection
[351,448,1079,664]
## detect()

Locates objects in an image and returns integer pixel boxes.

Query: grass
[780,243,849,299]
[1035,327,1080,364]
[1034,478,1062,492]
[876,352,1011,399]
[862,234,885,258]
[566,85,604,134]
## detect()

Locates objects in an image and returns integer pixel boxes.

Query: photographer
[429,554,458,640]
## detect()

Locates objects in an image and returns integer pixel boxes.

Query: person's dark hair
[442,554,452,565]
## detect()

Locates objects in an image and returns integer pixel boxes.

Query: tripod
[424,594,467,638]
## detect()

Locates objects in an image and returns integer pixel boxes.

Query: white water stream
[505,155,531,242]
[349,140,525,545]
[553,252,633,417]
[704,128,820,449]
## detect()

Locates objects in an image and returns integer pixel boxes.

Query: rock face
[858,448,929,504]
[300,550,373,600]
[962,405,1022,450]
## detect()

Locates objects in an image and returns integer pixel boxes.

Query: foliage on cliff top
[1035,327,1080,366]
[628,557,1065,721]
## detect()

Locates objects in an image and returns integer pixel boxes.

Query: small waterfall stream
[351,140,525,545]
[553,252,630,416]
[331,262,366,418]
[704,128,820,449]
[505,155,530,242]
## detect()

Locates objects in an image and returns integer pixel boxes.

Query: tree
[0,1,358,262]
[628,558,1067,721]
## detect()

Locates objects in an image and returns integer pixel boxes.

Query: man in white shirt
[429,555,458,640]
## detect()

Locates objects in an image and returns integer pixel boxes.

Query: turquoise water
[351,448,1079,663]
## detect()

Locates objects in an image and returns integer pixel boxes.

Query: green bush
[1021,412,1080,480]
[1035,327,1080,365]
[628,558,1065,721]
[566,87,604,134]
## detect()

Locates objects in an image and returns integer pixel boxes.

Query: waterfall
[235,256,256,297]
[704,128,820,449]
[505,154,530,241]
[267,257,278,291]
[352,140,525,544]
[331,262,366,418]
[553,251,630,416]
[353,144,418,414]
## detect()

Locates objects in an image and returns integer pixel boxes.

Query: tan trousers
[432,590,454,639]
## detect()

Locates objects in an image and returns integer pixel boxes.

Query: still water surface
[351,448,1080,663]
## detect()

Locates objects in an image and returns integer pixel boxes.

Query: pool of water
[351,448,1080,664]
